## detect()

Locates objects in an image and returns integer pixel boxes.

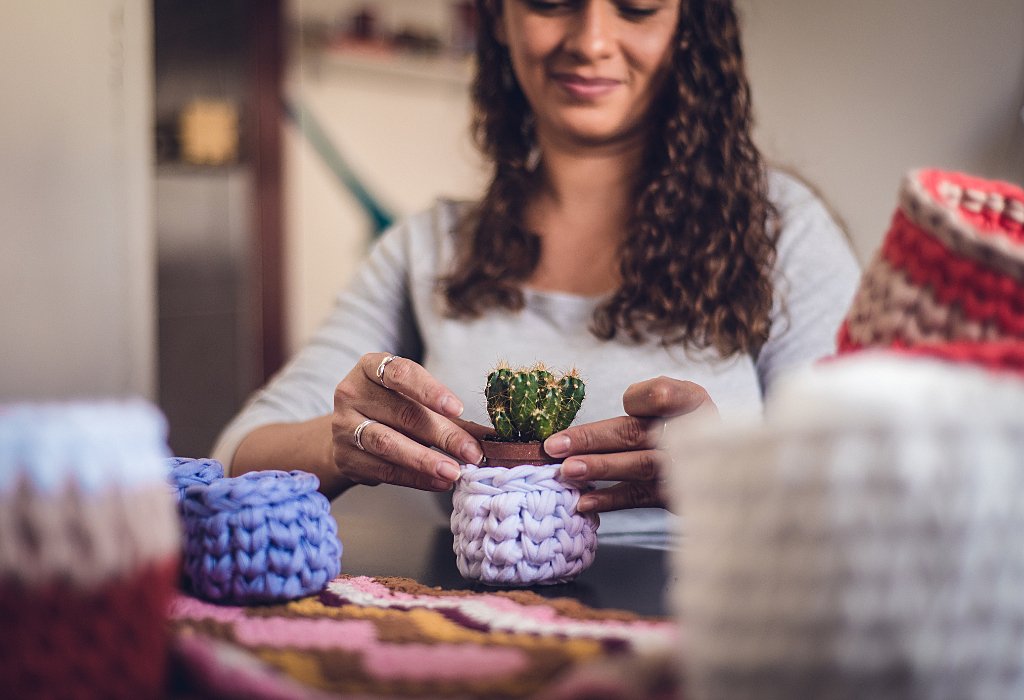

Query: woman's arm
[230,415,347,495]
[212,221,418,471]
[756,172,861,389]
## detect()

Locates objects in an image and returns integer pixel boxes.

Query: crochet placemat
[168,574,679,699]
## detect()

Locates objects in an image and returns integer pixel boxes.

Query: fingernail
[431,478,454,491]
[561,459,587,478]
[436,461,462,482]
[545,435,570,457]
[577,496,596,512]
[462,441,483,465]
[440,395,464,418]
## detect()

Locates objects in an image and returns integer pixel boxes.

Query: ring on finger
[649,418,668,445]
[376,354,401,389]
[353,418,378,451]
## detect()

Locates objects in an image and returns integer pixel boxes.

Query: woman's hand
[543,377,718,513]
[331,353,487,491]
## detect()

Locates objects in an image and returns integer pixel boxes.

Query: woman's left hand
[542,377,718,513]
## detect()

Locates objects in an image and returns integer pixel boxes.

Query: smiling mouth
[552,73,622,99]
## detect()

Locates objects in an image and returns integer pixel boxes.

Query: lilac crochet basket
[451,463,599,586]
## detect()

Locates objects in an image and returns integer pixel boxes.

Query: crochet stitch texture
[169,575,679,698]
[451,464,598,586]
[181,469,342,603]
[839,168,1024,372]
[0,401,180,699]
[667,355,1024,700]
[168,456,224,504]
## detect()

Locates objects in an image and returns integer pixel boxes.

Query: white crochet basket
[665,353,1024,700]
[451,463,599,586]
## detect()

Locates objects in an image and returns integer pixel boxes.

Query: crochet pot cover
[181,469,342,604]
[665,354,1024,700]
[0,401,181,699]
[167,456,224,505]
[839,168,1024,372]
[451,463,599,586]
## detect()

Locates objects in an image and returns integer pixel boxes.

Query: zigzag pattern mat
[169,574,678,699]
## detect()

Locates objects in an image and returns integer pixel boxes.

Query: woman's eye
[617,4,660,21]
[523,0,574,13]
[521,0,659,20]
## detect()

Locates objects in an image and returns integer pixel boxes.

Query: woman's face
[497,0,680,151]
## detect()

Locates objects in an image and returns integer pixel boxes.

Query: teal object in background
[283,98,395,237]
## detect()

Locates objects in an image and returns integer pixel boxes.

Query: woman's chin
[543,117,647,152]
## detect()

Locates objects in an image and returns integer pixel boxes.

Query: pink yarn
[173,595,529,679]
[234,618,376,650]
[362,643,528,681]
[325,577,673,636]
[451,464,599,586]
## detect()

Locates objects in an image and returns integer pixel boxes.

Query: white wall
[0,1,154,400]
[739,0,1024,260]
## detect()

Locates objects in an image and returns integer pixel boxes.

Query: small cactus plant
[485,363,585,442]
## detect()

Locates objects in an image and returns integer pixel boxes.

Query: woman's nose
[564,1,615,61]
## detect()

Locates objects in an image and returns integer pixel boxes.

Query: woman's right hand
[331,353,487,491]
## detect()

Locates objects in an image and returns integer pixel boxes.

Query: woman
[214,0,858,527]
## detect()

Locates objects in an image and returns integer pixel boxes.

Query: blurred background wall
[739,0,1024,261]
[0,1,154,400]
[0,0,1021,460]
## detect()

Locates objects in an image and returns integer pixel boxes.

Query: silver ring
[376,354,401,389]
[353,418,377,451]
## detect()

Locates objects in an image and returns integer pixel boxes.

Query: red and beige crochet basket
[838,168,1024,373]
[0,402,181,699]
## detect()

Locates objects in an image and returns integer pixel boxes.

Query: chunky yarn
[181,470,342,604]
[167,457,224,504]
[0,401,180,700]
[666,355,1024,700]
[451,464,598,586]
[839,169,1024,365]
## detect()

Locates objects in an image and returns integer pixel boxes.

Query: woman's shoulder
[406,198,475,234]
[766,168,833,221]
[765,168,854,258]
[370,198,473,253]
[384,198,475,250]
[366,198,478,282]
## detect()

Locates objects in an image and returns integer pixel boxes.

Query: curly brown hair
[441,0,778,357]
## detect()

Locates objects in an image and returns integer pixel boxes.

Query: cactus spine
[485,363,585,442]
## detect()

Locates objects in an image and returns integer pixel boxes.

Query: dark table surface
[336,516,674,617]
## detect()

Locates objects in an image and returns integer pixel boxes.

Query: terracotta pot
[479,437,558,468]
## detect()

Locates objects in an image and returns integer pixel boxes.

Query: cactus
[484,363,585,442]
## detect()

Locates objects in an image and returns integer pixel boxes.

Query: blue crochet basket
[180,469,342,604]
[167,457,224,505]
